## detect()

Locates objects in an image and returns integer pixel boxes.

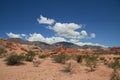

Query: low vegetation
[108,58,120,70]
[6,54,24,65]
[33,60,41,67]
[76,55,82,63]
[39,54,48,59]
[62,62,72,73]
[85,55,97,72]
[0,48,7,57]
[53,54,68,64]
[25,51,35,62]
[110,69,120,80]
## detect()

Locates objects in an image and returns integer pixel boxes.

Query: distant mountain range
[7,38,102,50]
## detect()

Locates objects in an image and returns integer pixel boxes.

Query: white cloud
[27,33,45,41]
[90,33,96,38]
[37,15,96,39]
[6,32,21,38]
[27,33,66,44]
[37,15,55,25]
[6,32,105,47]
[80,30,87,36]
[49,23,82,38]
[21,34,26,37]
[75,42,106,47]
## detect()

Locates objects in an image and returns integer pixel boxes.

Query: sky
[0,0,120,47]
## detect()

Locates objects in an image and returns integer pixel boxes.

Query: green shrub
[53,54,68,64]
[6,54,24,65]
[39,54,48,59]
[25,51,35,62]
[76,55,82,63]
[85,55,97,72]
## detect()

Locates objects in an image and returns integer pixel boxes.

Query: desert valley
[0,38,120,80]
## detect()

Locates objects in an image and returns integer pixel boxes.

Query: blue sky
[0,0,120,47]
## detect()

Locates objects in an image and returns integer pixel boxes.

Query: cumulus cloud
[6,32,21,38]
[75,42,106,47]
[37,15,96,39]
[21,34,26,37]
[37,15,55,25]
[49,23,82,38]
[6,15,99,46]
[90,33,96,38]
[27,33,66,44]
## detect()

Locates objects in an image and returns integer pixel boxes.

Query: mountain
[52,41,81,49]
[7,38,51,50]
[7,38,103,50]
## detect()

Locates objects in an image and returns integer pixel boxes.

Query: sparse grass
[25,51,35,62]
[85,55,97,72]
[62,62,72,73]
[110,69,120,80]
[53,54,68,64]
[99,57,108,65]
[108,58,120,70]
[6,54,24,65]
[0,48,7,57]
[33,60,41,67]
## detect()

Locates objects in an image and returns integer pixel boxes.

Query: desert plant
[25,51,35,62]
[76,55,82,63]
[85,55,97,72]
[110,69,120,80]
[108,58,120,70]
[6,54,24,65]
[33,60,41,67]
[53,54,68,64]
[39,54,48,59]
[63,62,72,73]
[0,48,7,57]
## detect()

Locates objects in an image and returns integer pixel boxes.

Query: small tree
[25,51,35,62]
[85,55,97,72]
[6,54,24,65]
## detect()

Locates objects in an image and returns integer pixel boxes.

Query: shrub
[53,54,68,64]
[39,54,48,59]
[85,55,97,72]
[63,62,72,73]
[6,54,24,65]
[76,55,82,63]
[108,58,120,70]
[25,51,35,62]
[0,48,7,57]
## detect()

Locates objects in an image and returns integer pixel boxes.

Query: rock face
[50,45,92,55]
[110,47,120,53]
[0,38,43,55]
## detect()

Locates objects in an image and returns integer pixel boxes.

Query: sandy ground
[0,57,116,80]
